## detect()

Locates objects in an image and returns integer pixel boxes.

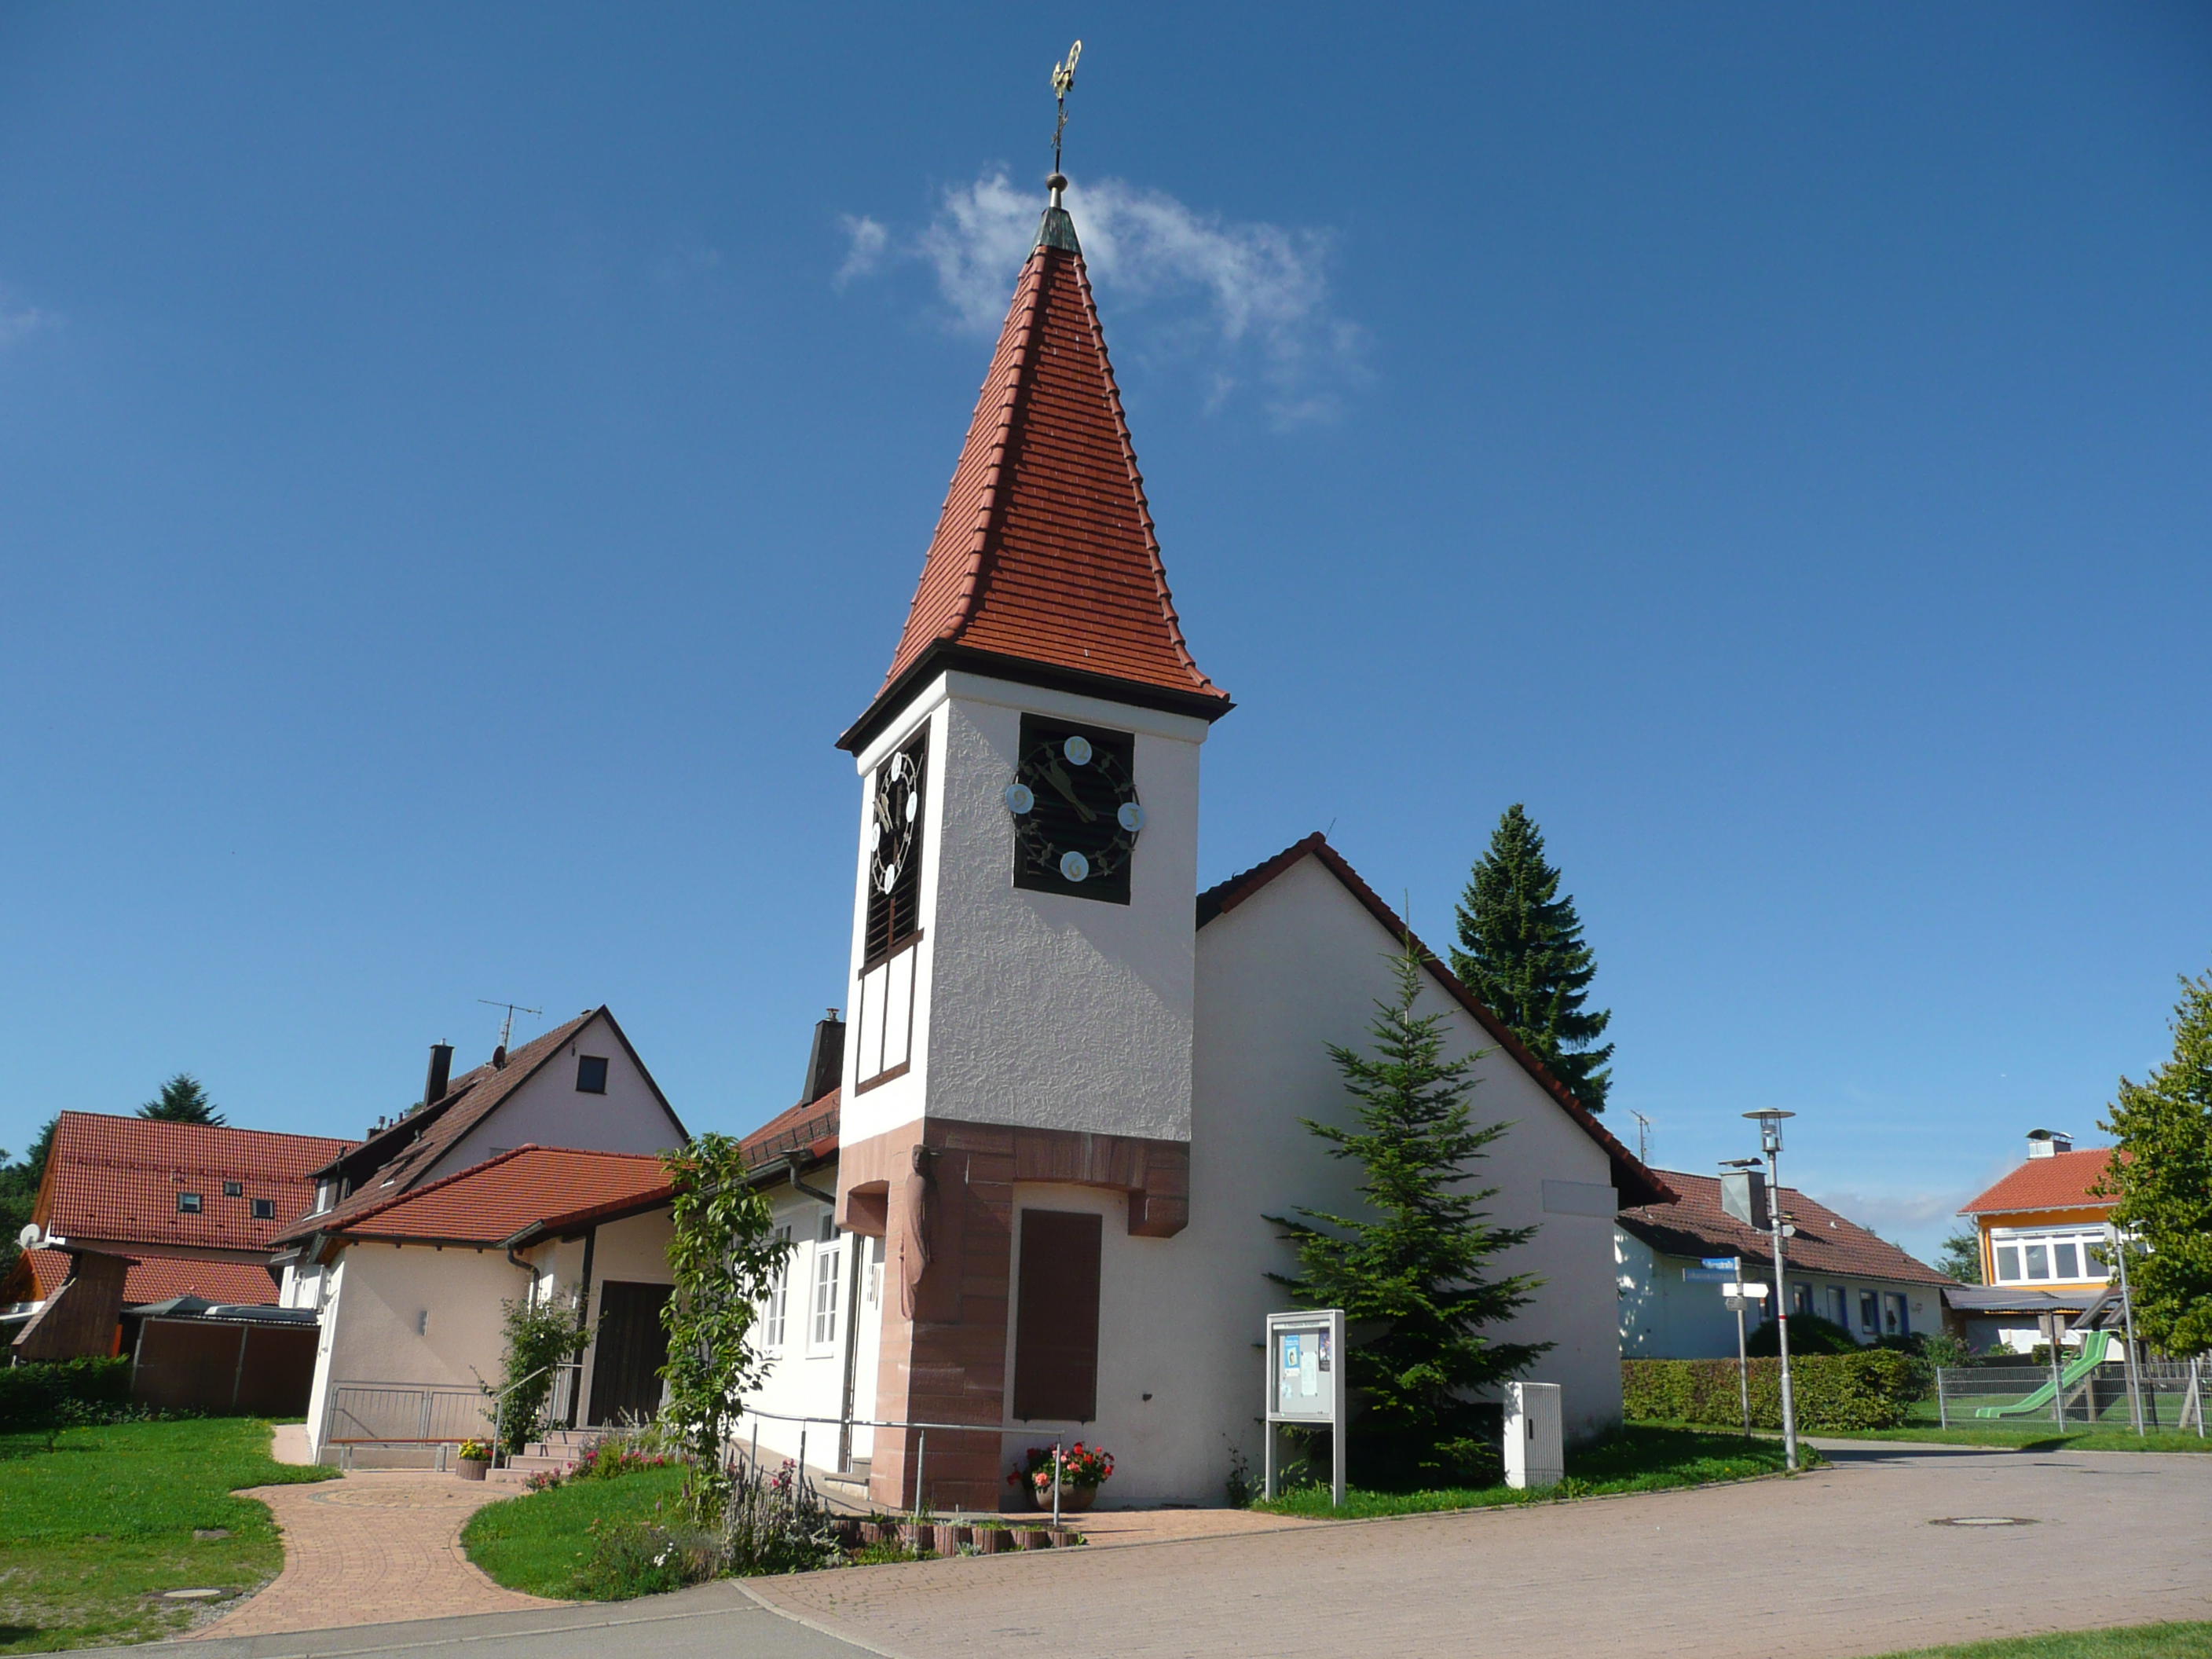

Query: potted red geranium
[1007,1443,1114,1514]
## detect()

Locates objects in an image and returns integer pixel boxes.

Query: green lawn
[0,1416,336,1653]
[1868,1623,2212,1658]
[460,1465,692,1598]
[1252,1423,1806,1519]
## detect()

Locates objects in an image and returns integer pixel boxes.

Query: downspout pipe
[773,1155,837,1210]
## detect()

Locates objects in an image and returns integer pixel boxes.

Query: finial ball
[1046,172,1069,193]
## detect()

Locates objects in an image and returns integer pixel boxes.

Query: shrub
[573,1516,713,1599]
[0,1357,132,1434]
[1622,1350,1921,1432]
[1745,1313,1859,1356]
[720,1459,842,1577]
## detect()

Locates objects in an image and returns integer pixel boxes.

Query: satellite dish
[16,1223,43,1251]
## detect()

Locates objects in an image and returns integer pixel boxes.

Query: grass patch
[1251,1423,1805,1519]
[0,1416,336,1654]
[1866,1622,2212,1657]
[460,1463,691,1599]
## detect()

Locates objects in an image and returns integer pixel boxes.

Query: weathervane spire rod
[1049,39,1082,204]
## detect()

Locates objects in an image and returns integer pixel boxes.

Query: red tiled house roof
[739,1088,839,1170]
[32,1111,357,1253]
[320,1146,674,1249]
[1196,833,1674,1210]
[1957,1148,2122,1218]
[1620,1170,1956,1289]
[15,1247,284,1308]
[840,203,1230,753]
[276,1007,680,1245]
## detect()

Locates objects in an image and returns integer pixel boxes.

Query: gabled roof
[319,1146,674,1248]
[11,1247,281,1308]
[1958,1148,2122,1218]
[740,1087,840,1170]
[1196,833,1673,1209]
[1618,1170,1956,1289]
[31,1111,357,1252]
[282,1007,683,1243]
[841,203,1229,753]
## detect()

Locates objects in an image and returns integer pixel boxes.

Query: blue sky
[2,5,2206,1262]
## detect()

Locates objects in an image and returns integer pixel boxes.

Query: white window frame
[808,1234,845,1354]
[1987,1225,2113,1286]
[759,1227,792,1349]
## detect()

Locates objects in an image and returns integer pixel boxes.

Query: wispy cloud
[0,291,55,350]
[840,169,1362,426]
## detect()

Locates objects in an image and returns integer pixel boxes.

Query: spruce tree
[1936,1229,1983,1286]
[2097,971,2212,1358]
[1270,941,1549,1486]
[139,1074,225,1126]
[0,1115,59,1282]
[1451,804,1614,1112]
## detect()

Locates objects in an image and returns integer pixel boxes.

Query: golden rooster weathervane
[1050,39,1082,186]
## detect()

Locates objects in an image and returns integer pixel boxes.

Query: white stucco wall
[842,670,1210,1150]
[428,1012,685,1181]
[738,1185,880,1474]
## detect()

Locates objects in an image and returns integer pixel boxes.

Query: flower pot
[1013,1526,1053,1550]
[971,1527,1009,1554]
[897,1522,930,1553]
[1028,1478,1096,1514]
[931,1522,967,1555]
[456,1458,490,1481]
[1046,1528,1082,1548]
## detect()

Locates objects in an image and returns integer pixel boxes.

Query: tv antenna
[477,998,542,1053]
[1629,1110,1652,1166]
[1050,39,1083,180]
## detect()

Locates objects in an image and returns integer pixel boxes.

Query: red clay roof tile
[1621,1170,1956,1288]
[331,1146,672,1247]
[35,1112,357,1254]
[16,1248,282,1306]
[1957,1148,2122,1218]
[850,217,1228,746]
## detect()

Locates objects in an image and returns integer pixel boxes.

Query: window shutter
[1013,1210,1102,1423]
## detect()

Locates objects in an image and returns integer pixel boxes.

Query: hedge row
[1622,1350,1920,1432]
[0,1355,133,1430]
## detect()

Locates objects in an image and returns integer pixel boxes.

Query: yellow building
[1952,1129,2119,1353]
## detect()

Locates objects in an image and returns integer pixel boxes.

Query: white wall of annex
[738,1185,870,1472]
[429,1015,684,1179]
[1618,1235,1950,1359]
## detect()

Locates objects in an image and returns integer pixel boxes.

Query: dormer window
[178,1192,203,1214]
[252,1198,276,1220]
[577,1055,610,1094]
[223,1181,244,1198]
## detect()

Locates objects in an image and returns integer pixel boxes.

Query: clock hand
[1041,759,1097,822]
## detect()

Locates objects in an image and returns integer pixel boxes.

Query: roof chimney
[803,1009,844,1104]
[2027,1127,2072,1159]
[423,1042,454,1109]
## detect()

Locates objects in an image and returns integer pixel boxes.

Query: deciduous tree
[2098,972,2212,1359]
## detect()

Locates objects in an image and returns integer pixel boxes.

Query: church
[735,172,1673,1514]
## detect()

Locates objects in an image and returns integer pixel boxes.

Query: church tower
[831,177,1231,1511]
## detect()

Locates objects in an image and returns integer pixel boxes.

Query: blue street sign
[1684,1267,1737,1282]
[1701,1257,1741,1270]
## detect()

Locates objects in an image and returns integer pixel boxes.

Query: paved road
[89,1442,2212,1659]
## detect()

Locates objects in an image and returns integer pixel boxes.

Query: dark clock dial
[870,748,921,897]
[1005,717,1141,904]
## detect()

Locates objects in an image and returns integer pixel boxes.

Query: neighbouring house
[1948,1129,2122,1353]
[3,1112,355,1405]
[270,1007,689,1460]
[286,1147,677,1459]
[728,176,1675,1515]
[1616,1170,1956,1358]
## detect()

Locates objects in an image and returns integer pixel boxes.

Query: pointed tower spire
[840,173,1230,753]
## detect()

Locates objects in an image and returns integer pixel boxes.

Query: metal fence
[322,1382,492,1446]
[1936,1359,2207,1433]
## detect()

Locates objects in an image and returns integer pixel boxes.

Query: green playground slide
[1973,1330,2115,1418]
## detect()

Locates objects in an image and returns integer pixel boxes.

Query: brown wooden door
[587,1281,672,1426]
[1012,1210,1102,1423]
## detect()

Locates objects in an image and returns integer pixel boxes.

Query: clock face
[870,749,921,898]
[1005,716,1140,904]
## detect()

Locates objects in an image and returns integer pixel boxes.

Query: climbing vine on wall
[660,1132,788,1520]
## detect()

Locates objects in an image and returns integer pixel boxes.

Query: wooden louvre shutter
[1013,1210,1102,1423]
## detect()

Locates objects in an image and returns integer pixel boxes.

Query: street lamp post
[1746,1110,1800,1471]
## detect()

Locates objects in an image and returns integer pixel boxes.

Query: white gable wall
[1186,854,1627,1451]
[428,1013,683,1180]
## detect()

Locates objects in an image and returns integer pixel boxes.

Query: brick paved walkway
[191,1470,564,1639]
[747,1443,2212,1659]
